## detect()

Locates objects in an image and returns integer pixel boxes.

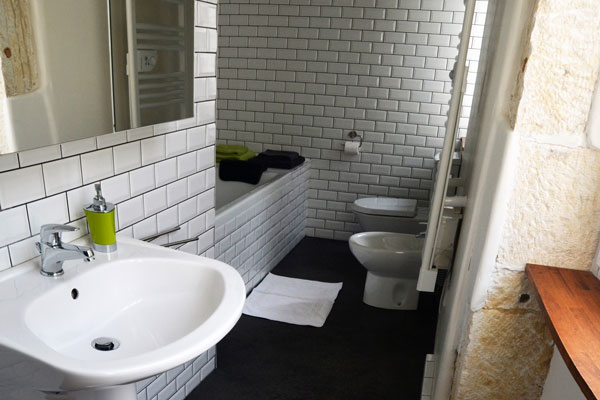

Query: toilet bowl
[349,232,424,310]
[352,197,427,234]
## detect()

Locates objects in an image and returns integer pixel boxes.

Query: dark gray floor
[189,237,438,400]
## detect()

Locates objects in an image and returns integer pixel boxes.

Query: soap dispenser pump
[84,183,117,253]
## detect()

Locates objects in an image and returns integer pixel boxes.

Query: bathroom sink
[0,236,245,398]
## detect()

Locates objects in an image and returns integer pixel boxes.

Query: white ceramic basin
[0,236,245,399]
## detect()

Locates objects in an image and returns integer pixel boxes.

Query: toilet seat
[352,197,417,218]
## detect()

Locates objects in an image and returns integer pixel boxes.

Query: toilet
[351,197,427,234]
[349,196,428,310]
[349,232,424,310]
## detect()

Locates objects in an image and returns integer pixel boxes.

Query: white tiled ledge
[215,163,310,291]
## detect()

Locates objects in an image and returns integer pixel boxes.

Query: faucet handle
[39,224,78,246]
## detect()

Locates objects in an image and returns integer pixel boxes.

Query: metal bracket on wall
[444,196,468,208]
[140,226,181,242]
[139,226,199,248]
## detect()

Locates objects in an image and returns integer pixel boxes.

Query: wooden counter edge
[525,263,596,400]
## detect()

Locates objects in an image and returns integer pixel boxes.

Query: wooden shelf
[526,264,600,400]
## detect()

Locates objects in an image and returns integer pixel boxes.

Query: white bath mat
[242,273,343,327]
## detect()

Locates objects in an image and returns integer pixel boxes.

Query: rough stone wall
[0,0,38,97]
[452,273,554,399]
[451,0,600,398]
[499,143,600,270]
[0,56,8,153]
[0,0,38,152]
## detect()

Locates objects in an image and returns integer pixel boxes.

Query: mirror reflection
[0,0,194,155]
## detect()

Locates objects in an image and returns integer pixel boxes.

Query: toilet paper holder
[348,131,363,148]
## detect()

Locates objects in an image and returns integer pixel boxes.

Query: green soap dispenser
[84,183,117,253]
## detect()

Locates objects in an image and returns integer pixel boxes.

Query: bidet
[349,232,424,310]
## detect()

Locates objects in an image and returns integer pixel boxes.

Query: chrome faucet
[35,224,95,277]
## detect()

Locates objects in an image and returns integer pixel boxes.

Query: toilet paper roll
[344,141,360,155]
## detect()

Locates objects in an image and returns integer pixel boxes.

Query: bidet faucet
[35,224,95,277]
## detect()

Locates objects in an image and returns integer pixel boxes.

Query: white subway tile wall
[217,0,488,240]
[136,346,217,400]
[458,1,488,139]
[0,1,218,399]
[215,162,310,291]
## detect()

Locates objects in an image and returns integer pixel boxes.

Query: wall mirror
[0,0,194,155]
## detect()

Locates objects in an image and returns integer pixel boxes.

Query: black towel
[256,150,305,169]
[219,158,267,185]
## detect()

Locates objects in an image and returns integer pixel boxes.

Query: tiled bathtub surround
[217,0,487,240]
[215,162,310,291]
[0,1,218,399]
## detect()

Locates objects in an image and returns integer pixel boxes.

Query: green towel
[216,144,249,155]
[216,149,256,162]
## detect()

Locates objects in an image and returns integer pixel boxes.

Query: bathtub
[214,161,310,291]
[215,168,287,215]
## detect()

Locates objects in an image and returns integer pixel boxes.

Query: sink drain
[92,337,119,351]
